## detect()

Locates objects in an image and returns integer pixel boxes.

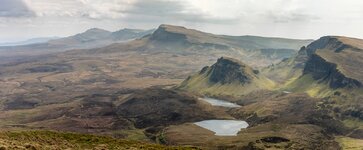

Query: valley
[0,24,362,149]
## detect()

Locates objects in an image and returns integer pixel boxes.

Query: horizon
[1,0,363,43]
[1,24,320,44]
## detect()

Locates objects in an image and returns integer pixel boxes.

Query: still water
[194,120,248,136]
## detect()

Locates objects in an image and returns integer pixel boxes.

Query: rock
[207,57,257,84]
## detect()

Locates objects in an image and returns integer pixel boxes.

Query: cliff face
[297,36,363,89]
[303,54,361,88]
[207,57,257,84]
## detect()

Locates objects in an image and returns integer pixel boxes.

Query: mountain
[178,57,275,97]
[301,36,363,88]
[0,37,60,46]
[0,27,155,58]
[112,28,154,41]
[262,36,363,97]
[149,24,311,50]
[87,24,312,68]
[50,28,155,48]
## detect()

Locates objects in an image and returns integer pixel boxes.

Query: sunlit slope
[178,57,276,97]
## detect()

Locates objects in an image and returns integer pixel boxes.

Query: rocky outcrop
[294,36,361,68]
[303,54,361,88]
[279,36,363,89]
[178,57,274,96]
[205,57,258,84]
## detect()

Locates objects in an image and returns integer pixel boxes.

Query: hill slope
[178,57,275,97]
[270,36,363,97]
[0,130,196,150]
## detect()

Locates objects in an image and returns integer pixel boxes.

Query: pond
[194,120,248,136]
[199,97,240,108]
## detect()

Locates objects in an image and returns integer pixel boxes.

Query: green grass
[179,67,276,97]
[283,74,335,98]
[0,130,199,150]
[112,129,149,141]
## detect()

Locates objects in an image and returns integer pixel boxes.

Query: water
[199,97,240,108]
[194,120,249,136]
[283,91,292,94]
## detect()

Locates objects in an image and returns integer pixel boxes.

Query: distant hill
[0,27,155,57]
[178,57,275,97]
[149,24,311,50]
[0,37,60,46]
[85,24,312,67]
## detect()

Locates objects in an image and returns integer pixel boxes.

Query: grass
[0,130,199,150]
[343,119,363,130]
[283,74,335,98]
[336,136,363,150]
[112,129,149,141]
[179,67,276,98]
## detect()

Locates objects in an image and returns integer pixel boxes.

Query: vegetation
[178,57,276,97]
[0,130,198,150]
[336,136,363,150]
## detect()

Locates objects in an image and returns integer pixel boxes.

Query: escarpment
[304,54,361,88]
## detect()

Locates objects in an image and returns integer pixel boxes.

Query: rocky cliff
[206,57,258,84]
[266,36,363,90]
[303,54,361,88]
[301,36,363,88]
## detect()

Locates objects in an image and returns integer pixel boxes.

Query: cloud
[1,0,363,41]
[265,11,319,23]
[76,0,237,24]
[0,0,35,17]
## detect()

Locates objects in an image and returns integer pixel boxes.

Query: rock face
[207,57,257,84]
[304,54,361,88]
[300,36,363,88]
[268,36,363,89]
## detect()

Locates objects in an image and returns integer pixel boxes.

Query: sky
[0,0,363,42]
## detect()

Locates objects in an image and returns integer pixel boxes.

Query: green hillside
[178,57,275,97]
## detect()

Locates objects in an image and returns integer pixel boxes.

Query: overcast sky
[1,0,363,42]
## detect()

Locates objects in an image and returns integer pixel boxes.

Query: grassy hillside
[178,57,276,97]
[0,130,198,150]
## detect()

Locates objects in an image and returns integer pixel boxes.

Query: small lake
[194,120,249,136]
[199,97,240,108]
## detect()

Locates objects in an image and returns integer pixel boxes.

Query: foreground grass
[336,136,363,150]
[0,130,199,150]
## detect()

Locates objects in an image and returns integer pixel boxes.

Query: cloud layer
[0,0,35,17]
[0,0,363,42]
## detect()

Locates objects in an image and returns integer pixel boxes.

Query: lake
[194,120,249,136]
[199,97,240,108]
